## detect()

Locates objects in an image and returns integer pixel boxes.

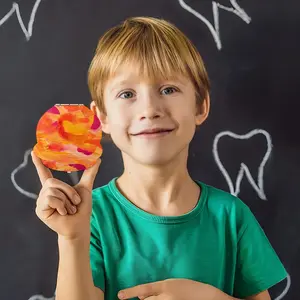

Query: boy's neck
[116,151,201,216]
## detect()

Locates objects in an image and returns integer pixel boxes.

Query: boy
[32,16,287,300]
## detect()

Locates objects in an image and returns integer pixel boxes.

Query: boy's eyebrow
[109,77,188,92]
[109,79,130,92]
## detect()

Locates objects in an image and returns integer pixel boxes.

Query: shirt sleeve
[90,208,105,292]
[233,199,288,298]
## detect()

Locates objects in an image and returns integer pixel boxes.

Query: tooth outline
[0,0,43,41]
[274,273,291,300]
[178,0,251,50]
[213,129,273,200]
[28,294,55,300]
[11,148,38,199]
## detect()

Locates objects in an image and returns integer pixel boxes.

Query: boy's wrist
[58,234,90,247]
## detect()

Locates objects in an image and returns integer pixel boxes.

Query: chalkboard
[0,0,299,299]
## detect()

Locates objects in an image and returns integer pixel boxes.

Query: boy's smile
[130,125,175,137]
[131,128,174,139]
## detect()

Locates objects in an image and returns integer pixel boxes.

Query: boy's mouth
[132,128,174,136]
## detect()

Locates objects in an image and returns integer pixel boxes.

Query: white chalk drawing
[28,294,55,300]
[274,273,291,300]
[0,0,42,41]
[178,0,251,50]
[11,148,38,199]
[213,129,272,200]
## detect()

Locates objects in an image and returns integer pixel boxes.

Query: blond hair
[88,16,210,115]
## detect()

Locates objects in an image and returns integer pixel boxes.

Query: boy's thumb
[77,158,101,191]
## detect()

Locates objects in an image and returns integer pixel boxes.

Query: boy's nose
[141,112,161,121]
[139,107,163,121]
[138,99,165,120]
[137,93,165,120]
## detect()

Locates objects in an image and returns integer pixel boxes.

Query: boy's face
[91,64,209,166]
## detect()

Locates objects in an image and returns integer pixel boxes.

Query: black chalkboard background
[0,0,299,299]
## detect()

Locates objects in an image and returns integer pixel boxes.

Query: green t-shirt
[90,177,287,300]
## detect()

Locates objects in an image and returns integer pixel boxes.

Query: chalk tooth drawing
[178,0,251,50]
[28,294,55,300]
[274,273,291,300]
[213,129,272,200]
[0,0,42,41]
[11,148,38,199]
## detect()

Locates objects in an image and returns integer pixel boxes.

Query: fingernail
[118,292,124,299]
[71,206,77,213]
[74,195,81,204]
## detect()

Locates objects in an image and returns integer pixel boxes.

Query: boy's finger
[118,281,163,300]
[37,196,67,216]
[31,151,53,186]
[77,158,101,191]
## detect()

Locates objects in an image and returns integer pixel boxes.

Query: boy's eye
[118,86,177,99]
[119,91,134,99]
[161,87,177,95]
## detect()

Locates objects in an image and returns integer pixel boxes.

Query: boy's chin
[131,151,180,166]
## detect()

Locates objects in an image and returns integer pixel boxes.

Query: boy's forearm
[215,289,241,300]
[55,236,99,300]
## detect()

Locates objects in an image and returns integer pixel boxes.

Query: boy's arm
[245,290,271,300]
[95,287,104,300]
[222,289,270,300]
[55,236,104,300]
[94,288,104,299]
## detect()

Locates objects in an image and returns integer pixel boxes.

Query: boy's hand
[118,278,233,300]
[31,151,101,241]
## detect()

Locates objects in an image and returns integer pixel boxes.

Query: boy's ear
[90,101,111,134]
[195,93,210,126]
